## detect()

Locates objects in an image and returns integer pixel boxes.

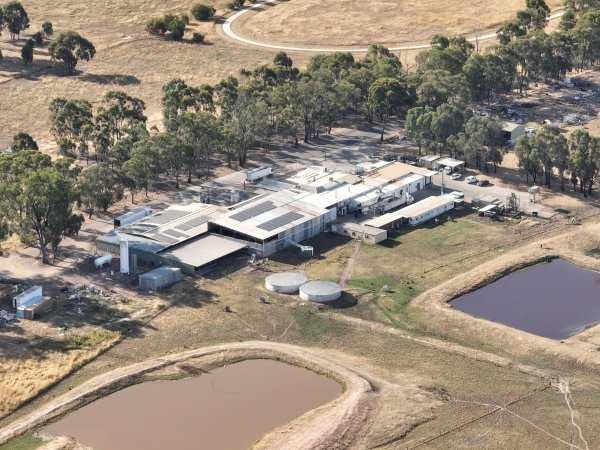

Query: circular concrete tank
[265,272,309,294]
[299,281,342,303]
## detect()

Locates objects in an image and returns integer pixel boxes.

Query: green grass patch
[63,329,120,350]
[0,434,43,450]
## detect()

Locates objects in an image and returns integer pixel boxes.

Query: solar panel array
[163,229,188,239]
[230,201,275,222]
[144,210,189,225]
[175,215,209,231]
[149,233,178,244]
[257,212,303,232]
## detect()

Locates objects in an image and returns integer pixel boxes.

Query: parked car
[451,173,462,180]
[478,179,490,187]
[465,176,478,184]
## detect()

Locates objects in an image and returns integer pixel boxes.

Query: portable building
[364,195,456,228]
[20,297,56,320]
[332,223,388,244]
[418,154,441,169]
[503,122,526,144]
[13,286,42,309]
[139,267,182,290]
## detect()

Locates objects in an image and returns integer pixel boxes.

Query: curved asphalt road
[222,1,565,53]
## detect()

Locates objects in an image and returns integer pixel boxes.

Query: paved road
[221,1,566,53]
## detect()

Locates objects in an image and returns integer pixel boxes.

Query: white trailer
[13,286,43,309]
[114,208,152,228]
[245,166,272,182]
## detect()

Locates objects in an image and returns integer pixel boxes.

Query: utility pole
[439,169,445,195]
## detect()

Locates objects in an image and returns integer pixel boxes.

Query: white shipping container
[245,166,272,182]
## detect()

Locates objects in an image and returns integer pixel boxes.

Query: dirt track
[220,0,566,53]
[0,341,439,450]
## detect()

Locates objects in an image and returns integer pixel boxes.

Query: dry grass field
[235,0,564,46]
[4,1,600,448]
[0,0,300,148]
[3,216,600,449]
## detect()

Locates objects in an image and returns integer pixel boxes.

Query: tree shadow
[77,73,141,85]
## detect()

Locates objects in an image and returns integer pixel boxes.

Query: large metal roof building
[96,203,247,275]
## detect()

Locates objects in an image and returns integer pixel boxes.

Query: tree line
[4,0,600,261]
[516,127,600,195]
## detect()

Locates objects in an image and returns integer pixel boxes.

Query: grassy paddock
[0,434,42,450]
[235,0,564,46]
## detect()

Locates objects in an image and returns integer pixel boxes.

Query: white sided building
[211,190,331,257]
[364,195,456,229]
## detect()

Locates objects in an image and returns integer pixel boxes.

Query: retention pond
[450,259,600,339]
[43,359,341,450]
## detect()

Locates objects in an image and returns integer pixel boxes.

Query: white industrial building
[97,203,248,275]
[211,190,330,256]
[97,161,444,264]
[364,195,457,228]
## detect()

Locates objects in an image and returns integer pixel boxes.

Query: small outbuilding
[139,267,182,290]
[418,154,441,169]
[503,121,525,144]
[433,158,465,173]
[332,222,387,244]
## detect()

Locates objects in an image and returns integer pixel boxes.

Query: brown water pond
[451,259,600,339]
[44,359,341,450]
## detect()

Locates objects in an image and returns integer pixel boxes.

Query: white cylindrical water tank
[120,238,130,274]
[265,273,309,294]
[299,281,342,303]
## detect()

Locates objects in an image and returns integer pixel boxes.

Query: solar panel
[149,233,178,244]
[257,212,303,232]
[163,229,188,239]
[230,201,275,222]
[175,215,209,231]
[146,210,189,225]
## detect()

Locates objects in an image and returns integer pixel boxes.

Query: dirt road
[0,341,438,450]
[220,1,565,53]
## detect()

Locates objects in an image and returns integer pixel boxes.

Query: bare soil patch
[235,0,563,47]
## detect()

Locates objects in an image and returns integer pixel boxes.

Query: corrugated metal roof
[212,190,327,240]
[364,195,455,228]
[117,203,228,246]
[503,121,524,132]
[159,234,247,269]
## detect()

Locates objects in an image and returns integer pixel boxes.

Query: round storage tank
[299,281,342,303]
[265,272,309,294]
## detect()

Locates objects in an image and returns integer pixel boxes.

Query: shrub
[32,31,43,45]
[227,0,245,10]
[42,20,53,38]
[191,3,216,21]
[192,32,205,44]
[168,16,186,41]
[146,16,167,36]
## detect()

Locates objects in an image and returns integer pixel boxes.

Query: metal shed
[139,267,182,290]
